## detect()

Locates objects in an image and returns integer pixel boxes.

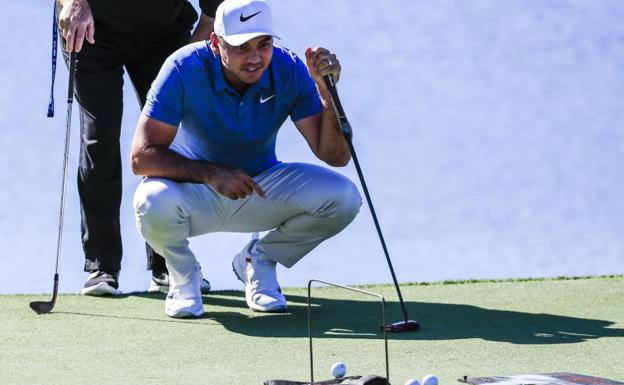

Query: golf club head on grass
[383,319,420,332]
[30,299,56,315]
[30,274,59,315]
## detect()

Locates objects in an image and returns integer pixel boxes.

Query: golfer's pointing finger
[248,179,265,198]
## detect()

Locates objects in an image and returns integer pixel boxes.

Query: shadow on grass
[60,290,623,345]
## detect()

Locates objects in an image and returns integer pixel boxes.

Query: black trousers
[62,18,194,273]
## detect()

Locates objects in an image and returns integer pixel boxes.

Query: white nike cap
[214,0,280,46]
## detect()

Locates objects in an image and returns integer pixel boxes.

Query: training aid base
[265,374,389,385]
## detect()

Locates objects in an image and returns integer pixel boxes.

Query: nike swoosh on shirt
[240,11,261,22]
[260,95,275,103]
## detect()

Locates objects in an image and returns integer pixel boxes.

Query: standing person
[131,0,362,318]
[56,0,222,295]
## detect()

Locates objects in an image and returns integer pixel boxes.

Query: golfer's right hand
[208,167,265,200]
[58,0,95,52]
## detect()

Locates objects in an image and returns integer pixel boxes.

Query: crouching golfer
[131,0,361,318]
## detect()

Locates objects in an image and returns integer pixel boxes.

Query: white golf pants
[133,162,362,287]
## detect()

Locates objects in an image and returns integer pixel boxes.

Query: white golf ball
[330,362,347,378]
[422,374,439,385]
[404,379,421,385]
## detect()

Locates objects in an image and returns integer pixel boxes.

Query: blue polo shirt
[143,41,322,176]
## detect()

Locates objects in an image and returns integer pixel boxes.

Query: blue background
[1,0,622,294]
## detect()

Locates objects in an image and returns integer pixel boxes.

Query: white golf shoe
[232,239,287,312]
[165,263,204,318]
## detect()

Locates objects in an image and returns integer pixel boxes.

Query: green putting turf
[2,276,623,385]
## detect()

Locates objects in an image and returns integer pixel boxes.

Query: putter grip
[323,75,353,140]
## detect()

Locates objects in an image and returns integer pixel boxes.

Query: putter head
[30,300,55,315]
[382,319,420,332]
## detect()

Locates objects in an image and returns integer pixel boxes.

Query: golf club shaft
[31,52,77,315]
[53,52,77,283]
[323,75,410,323]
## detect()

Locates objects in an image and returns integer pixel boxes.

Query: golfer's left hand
[305,47,340,93]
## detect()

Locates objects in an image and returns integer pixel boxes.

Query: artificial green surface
[2,276,623,385]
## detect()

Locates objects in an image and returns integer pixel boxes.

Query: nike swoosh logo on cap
[260,95,275,103]
[240,11,261,22]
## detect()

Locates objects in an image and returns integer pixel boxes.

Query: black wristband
[199,0,222,18]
